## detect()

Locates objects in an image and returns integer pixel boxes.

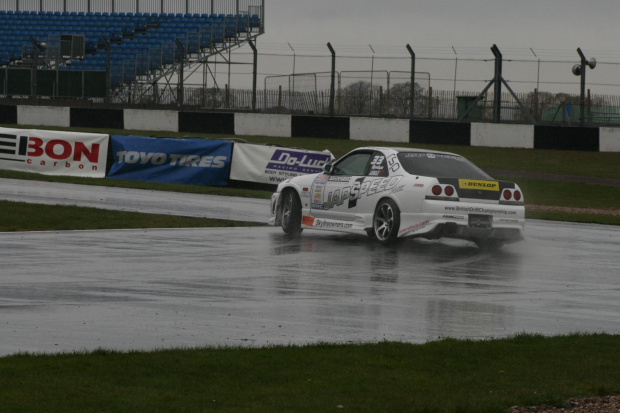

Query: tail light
[427,184,458,201]
[500,188,524,204]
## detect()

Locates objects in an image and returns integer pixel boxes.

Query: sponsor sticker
[302,216,315,226]
[312,218,353,230]
[458,179,499,191]
[266,149,331,174]
[399,220,430,234]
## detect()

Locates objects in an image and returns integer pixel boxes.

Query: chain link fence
[156,48,620,126]
[4,39,620,125]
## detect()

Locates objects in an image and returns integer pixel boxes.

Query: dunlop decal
[458,179,499,191]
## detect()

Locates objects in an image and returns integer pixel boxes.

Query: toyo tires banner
[107,135,232,186]
[230,143,334,185]
[0,127,108,177]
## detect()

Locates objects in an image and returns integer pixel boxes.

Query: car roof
[355,146,461,157]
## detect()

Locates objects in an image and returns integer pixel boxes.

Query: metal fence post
[327,42,336,117]
[491,44,502,123]
[406,44,415,119]
[249,39,257,112]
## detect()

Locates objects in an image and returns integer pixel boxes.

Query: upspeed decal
[324,176,404,210]
[458,179,499,191]
[399,220,430,234]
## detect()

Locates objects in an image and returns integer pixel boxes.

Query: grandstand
[0,0,264,103]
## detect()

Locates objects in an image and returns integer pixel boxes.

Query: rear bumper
[398,199,525,242]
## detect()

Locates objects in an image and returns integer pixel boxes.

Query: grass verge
[1,334,619,413]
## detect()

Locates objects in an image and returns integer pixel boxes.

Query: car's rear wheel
[373,199,400,244]
[475,238,504,250]
[281,190,302,235]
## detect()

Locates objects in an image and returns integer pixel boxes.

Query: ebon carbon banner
[0,127,108,177]
[108,135,232,186]
[230,143,334,185]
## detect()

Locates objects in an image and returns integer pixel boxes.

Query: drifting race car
[269,147,525,248]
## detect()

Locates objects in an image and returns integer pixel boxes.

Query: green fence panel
[84,71,106,98]
[58,70,83,98]
[7,69,31,96]
[36,70,57,97]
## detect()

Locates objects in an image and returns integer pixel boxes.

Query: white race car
[269,147,525,248]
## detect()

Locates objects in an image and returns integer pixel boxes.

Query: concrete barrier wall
[350,117,409,142]
[2,104,619,152]
[599,127,620,152]
[124,109,178,132]
[235,113,291,137]
[471,123,534,149]
[18,105,70,127]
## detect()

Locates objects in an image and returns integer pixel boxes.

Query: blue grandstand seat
[0,6,258,88]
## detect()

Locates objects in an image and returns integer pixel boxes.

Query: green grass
[0,200,263,232]
[1,334,619,413]
[1,124,619,228]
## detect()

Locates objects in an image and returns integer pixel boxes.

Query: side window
[332,152,373,176]
[367,152,388,177]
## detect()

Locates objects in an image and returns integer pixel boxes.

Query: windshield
[397,152,492,179]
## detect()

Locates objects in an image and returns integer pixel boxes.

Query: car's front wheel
[281,190,302,235]
[373,199,400,244]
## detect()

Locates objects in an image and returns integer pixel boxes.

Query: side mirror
[323,163,333,174]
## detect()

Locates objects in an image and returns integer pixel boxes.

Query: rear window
[397,152,492,179]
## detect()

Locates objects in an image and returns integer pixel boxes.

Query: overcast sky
[255,0,620,61]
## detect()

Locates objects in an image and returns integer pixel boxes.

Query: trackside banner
[0,127,109,177]
[230,143,334,185]
[107,135,232,186]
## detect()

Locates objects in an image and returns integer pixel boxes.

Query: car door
[353,151,405,217]
[310,150,374,222]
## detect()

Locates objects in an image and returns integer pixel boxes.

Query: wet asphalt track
[0,178,619,356]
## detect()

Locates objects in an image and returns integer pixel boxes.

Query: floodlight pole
[28,36,46,101]
[327,42,336,116]
[100,37,110,106]
[406,44,415,119]
[577,48,587,127]
[175,39,185,110]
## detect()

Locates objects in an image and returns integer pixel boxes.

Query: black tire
[373,199,400,244]
[281,190,302,235]
[475,238,504,250]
